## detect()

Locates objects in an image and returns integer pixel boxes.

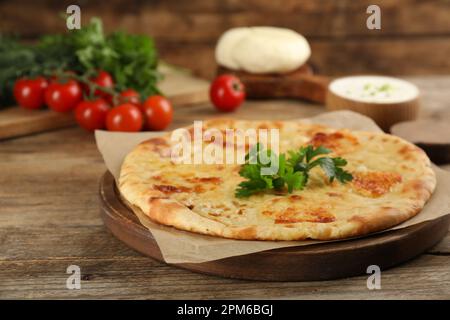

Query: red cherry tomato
[44,80,82,112]
[119,89,140,106]
[85,70,114,102]
[106,103,143,132]
[141,95,173,131]
[13,77,48,110]
[74,99,110,132]
[209,74,245,112]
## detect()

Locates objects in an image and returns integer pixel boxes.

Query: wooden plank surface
[0,76,449,299]
[1,0,450,78]
[0,108,76,141]
[159,38,450,79]
[2,0,450,38]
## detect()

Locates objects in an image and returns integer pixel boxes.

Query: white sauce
[215,27,311,74]
[329,76,419,104]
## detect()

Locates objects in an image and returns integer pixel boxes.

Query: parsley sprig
[235,144,353,198]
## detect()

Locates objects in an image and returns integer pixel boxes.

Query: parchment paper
[95,110,450,263]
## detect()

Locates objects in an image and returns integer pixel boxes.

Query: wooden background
[1,0,450,79]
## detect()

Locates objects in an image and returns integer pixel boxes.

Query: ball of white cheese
[215,26,311,74]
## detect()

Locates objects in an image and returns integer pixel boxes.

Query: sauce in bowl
[329,76,419,104]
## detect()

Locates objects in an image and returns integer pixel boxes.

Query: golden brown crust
[118,119,436,241]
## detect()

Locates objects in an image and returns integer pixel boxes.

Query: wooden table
[1,76,449,299]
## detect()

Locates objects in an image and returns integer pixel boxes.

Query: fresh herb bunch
[0,17,161,107]
[235,144,353,198]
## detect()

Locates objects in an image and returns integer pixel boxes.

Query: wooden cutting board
[218,64,331,104]
[0,64,209,140]
[99,171,450,281]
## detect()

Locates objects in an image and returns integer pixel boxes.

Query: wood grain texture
[2,0,450,38]
[217,64,331,103]
[0,108,76,140]
[158,38,450,79]
[0,76,449,299]
[0,255,449,299]
[0,0,449,78]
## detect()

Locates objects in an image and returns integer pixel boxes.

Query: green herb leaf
[235,179,267,198]
[305,145,332,162]
[235,144,353,198]
[315,157,336,181]
[283,168,305,193]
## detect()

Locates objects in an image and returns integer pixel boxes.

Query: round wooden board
[99,171,450,281]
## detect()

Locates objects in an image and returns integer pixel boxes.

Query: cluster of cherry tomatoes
[13,70,173,132]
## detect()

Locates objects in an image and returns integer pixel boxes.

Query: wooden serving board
[0,64,209,140]
[99,171,450,281]
[218,64,331,104]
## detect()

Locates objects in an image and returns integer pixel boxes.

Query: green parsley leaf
[235,144,353,198]
[304,145,331,162]
[283,168,306,193]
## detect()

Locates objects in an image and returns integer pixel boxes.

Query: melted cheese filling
[126,121,426,228]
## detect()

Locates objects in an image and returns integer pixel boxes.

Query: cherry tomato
[209,74,245,112]
[141,95,173,131]
[85,70,114,102]
[91,70,114,98]
[13,77,48,110]
[74,99,110,132]
[44,80,82,112]
[106,103,143,132]
[119,89,140,106]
